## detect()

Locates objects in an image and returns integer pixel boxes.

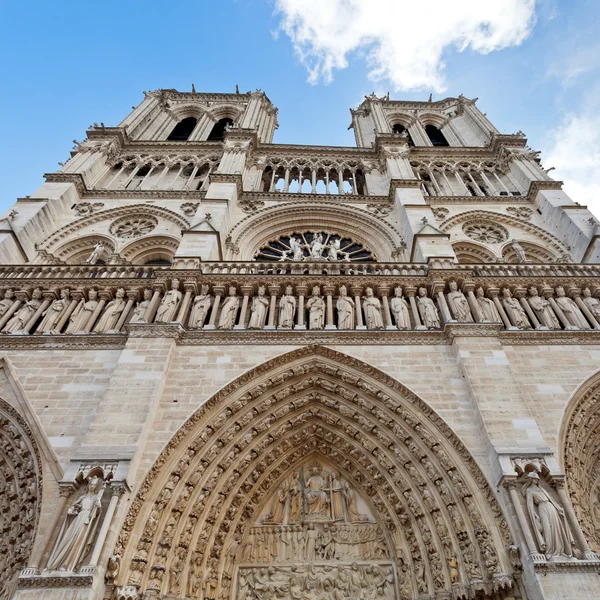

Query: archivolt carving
[120,236,180,265]
[0,398,42,597]
[561,370,600,553]
[114,347,514,600]
[440,210,570,255]
[453,242,497,264]
[227,204,405,262]
[501,241,558,264]
[50,234,116,264]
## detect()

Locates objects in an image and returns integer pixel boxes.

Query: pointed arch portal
[115,347,516,600]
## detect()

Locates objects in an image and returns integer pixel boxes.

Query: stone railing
[0,265,598,339]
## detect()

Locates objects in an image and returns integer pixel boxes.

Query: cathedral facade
[1,88,600,600]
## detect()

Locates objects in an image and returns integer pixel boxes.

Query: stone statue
[129,289,153,324]
[155,279,182,323]
[511,241,527,263]
[582,288,600,320]
[305,465,330,519]
[522,472,573,559]
[66,289,99,333]
[38,289,70,334]
[336,285,355,330]
[218,286,240,329]
[528,287,560,329]
[289,471,303,523]
[501,288,531,329]
[278,286,296,328]
[189,285,212,328]
[0,289,15,318]
[308,233,325,259]
[344,482,368,522]
[555,286,590,329]
[263,480,289,524]
[362,288,384,330]
[475,287,501,322]
[85,242,105,265]
[46,475,105,571]
[2,288,43,334]
[326,239,349,262]
[306,286,325,330]
[288,236,304,261]
[248,286,269,329]
[330,472,345,521]
[390,287,410,330]
[416,287,440,329]
[446,280,473,322]
[94,288,126,333]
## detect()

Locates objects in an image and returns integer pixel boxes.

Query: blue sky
[0,0,599,215]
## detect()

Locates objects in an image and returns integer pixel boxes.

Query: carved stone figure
[528,287,560,328]
[155,279,182,323]
[555,286,590,329]
[0,289,15,318]
[330,472,345,521]
[390,287,410,329]
[308,233,325,259]
[263,480,289,524]
[85,242,105,265]
[336,286,355,330]
[417,287,440,329]
[248,286,269,329]
[39,289,70,334]
[94,288,126,333]
[218,286,240,329]
[326,239,349,262]
[66,289,99,333]
[446,280,473,322]
[362,288,384,330]
[129,289,153,324]
[582,287,600,320]
[289,471,303,523]
[46,476,105,571]
[288,236,304,261]
[501,288,531,329]
[511,241,527,263]
[306,287,325,330]
[305,464,330,519]
[475,287,501,322]
[522,472,573,559]
[344,482,368,522]
[2,288,42,334]
[278,286,296,328]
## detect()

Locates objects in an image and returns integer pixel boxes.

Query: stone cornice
[43,172,86,195]
[83,189,209,201]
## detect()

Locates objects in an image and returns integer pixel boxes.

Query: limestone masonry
[1,88,600,600]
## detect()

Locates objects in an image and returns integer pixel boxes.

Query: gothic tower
[0,87,599,600]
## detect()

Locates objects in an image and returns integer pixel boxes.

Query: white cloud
[544,112,600,218]
[274,0,537,91]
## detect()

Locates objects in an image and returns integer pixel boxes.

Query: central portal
[234,457,398,599]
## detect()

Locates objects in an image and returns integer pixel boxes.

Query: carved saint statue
[66,289,99,333]
[129,289,153,324]
[582,288,600,321]
[344,482,368,522]
[511,241,527,264]
[555,286,590,329]
[475,287,501,322]
[528,287,560,329]
[288,236,304,261]
[94,288,126,333]
[38,288,70,334]
[0,289,15,318]
[263,480,289,524]
[155,279,182,323]
[330,472,345,521]
[309,233,325,259]
[289,471,303,523]
[446,280,473,322]
[326,239,349,262]
[218,286,240,329]
[501,288,531,329]
[85,242,105,265]
[390,286,410,330]
[278,286,296,328]
[362,288,384,330]
[46,475,105,571]
[248,286,269,329]
[416,287,440,329]
[305,465,330,518]
[336,285,355,330]
[306,286,325,330]
[2,288,43,334]
[522,472,573,559]
[189,284,212,328]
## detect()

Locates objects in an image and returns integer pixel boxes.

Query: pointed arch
[114,347,515,599]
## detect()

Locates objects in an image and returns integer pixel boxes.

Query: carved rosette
[114,347,514,600]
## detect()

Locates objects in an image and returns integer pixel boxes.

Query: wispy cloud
[274,0,538,91]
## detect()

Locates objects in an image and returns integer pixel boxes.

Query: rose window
[110,216,158,239]
[462,223,508,244]
[255,231,375,262]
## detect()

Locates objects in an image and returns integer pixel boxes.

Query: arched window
[167,117,197,141]
[392,123,414,147]
[425,124,449,147]
[208,118,234,141]
[145,259,172,266]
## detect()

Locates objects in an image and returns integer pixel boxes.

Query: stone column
[115,290,137,332]
[504,479,539,557]
[26,292,54,334]
[265,285,280,330]
[176,281,196,324]
[488,288,512,329]
[87,484,126,568]
[545,292,570,330]
[39,485,76,568]
[351,286,366,330]
[378,286,395,330]
[295,285,307,329]
[55,292,81,333]
[0,298,21,330]
[84,294,106,333]
[572,290,600,330]
[206,285,224,329]
[435,285,454,324]
[405,286,424,329]
[464,284,484,323]
[516,288,541,329]
[235,286,253,330]
[323,285,336,329]
[144,287,163,324]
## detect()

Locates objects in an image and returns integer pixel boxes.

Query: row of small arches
[392,123,449,147]
[167,117,234,142]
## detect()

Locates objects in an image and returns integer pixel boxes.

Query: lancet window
[167,117,197,141]
[207,117,234,141]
